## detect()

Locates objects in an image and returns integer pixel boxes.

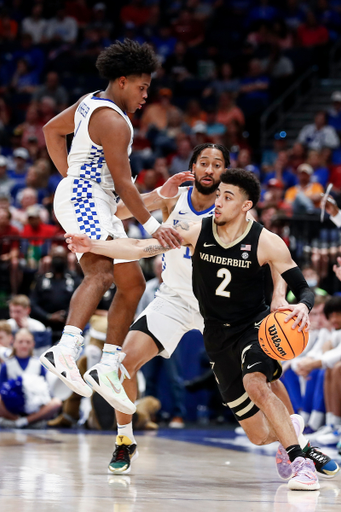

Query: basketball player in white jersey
[66,166,339,488]
[39,39,182,415]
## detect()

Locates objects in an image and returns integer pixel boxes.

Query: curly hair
[96,39,159,81]
[188,143,230,170]
[220,168,261,208]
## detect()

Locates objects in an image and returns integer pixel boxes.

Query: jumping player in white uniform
[39,39,182,415]
[66,164,339,487]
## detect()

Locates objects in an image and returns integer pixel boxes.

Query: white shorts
[130,283,204,358]
[54,176,134,264]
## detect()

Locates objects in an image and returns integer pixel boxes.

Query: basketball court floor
[0,427,340,512]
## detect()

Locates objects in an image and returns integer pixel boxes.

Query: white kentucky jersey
[161,186,215,311]
[67,91,134,191]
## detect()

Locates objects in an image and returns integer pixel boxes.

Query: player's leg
[108,330,159,474]
[84,261,145,415]
[40,252,114,398]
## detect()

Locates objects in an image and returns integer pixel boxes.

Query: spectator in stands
[297,110,340,151]
[32,72,69,113]
[15,105,45,149]
[8,295,45,334]
[224,119,251,155]
[284,163,324,214]
[184,99,207,128]
[0,208,20,295]
[168,136,193,175]
[191,121,209,146]
[87,3,114,39]
[272,19,294,50]
[204,107,226,143]
[21,4,48,45]
[0,156,14,198]
[297,10,329,48]
[11,164,49,207]
[151,25,177,64]
[0,328,61,428]
[261,43,294,79]
[306,149,330,187]
[328,91,341,135]
[216,91,245,131]
[7,147,30,185]
[261,133,288,170]
[30,245,81,344]
[171,8,204,48]
[235,148,260,178]
[13,33,45,79]
[38,97,57,126]
[202,62,240,100]
[163,41,196,82]
[140,88,178,136]
[65,0,92,29]
[0,321,13,364]
[10,57,39,95]
[120,0,151,28]
[11,187,50,228]
[287,142,306,172]
[45,6,78,44]
[238,58,270,117]
[262,150,297,188]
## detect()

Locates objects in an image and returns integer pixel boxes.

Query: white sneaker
[83,349,136,415]
[308,424,333,441]
[40,334,92,398]
[316,426,341,446]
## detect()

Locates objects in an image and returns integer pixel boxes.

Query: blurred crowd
[2,0,341,431]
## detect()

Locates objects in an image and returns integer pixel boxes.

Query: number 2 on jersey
[216,268,231,297]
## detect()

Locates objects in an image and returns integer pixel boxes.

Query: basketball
[258,310,308,361]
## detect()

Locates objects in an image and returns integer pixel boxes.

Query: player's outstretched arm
[115,172,194,220]
[258,229,314,332]
[65,221,200,260]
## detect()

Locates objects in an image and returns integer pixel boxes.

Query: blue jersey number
[183,247,191,259]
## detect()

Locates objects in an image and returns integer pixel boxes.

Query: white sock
[103,343,122,354]
[117,422,136,444]
[334,415,341,427]
[308,410,325,432]
[326,412,336,426]
[60,326,83,345]
[300,411,309,425]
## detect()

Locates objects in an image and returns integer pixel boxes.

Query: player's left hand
[277,303,310,332]
[270,295,289,312]
[64,233,92,253]
[160,171,194,198]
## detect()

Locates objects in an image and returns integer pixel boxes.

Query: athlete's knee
[116,273,146,297]
[243,373,271,408]
[84,270,114,291]
[246,428,269,446]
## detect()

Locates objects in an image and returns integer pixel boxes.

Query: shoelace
[114,445,128,462]
[102,351,131,382]
[307,446,328,465]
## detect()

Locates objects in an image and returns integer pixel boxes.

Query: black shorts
[203,310,282,422]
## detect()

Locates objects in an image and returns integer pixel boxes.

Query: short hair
[188,143,230,170]
[220,168,261,208]
[96,39,159,81]
[0,320,12,335]
[324,296,341,318]
[9,295,30,308]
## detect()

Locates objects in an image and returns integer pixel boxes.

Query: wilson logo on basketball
[268,324,287,357]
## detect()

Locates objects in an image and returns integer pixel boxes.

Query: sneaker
[316,426,341,446]
[276,414,305,480]
[304,443,340,478]
[108,435,139,474]
[169,416,185,428]
[288,457,320,491]
[84,349,136,415]
[308,424,334,442]
[40,334,92,398]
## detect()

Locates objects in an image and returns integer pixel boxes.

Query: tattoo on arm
[175,220,190,231]
[143,245,172,256]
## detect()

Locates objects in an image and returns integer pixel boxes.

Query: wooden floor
[0,428,340,512]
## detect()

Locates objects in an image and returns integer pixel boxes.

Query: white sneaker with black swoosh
[84,348,136,415]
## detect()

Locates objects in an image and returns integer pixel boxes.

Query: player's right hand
[64,233,92,253]
[152,225,183,249]
[159,171,194,198]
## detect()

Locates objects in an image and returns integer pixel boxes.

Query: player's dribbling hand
[153,225,183,248]
[160,171,194,198]
[277,303,310,332]
[64,233,92,253]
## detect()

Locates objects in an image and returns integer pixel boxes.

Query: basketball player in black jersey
[65,168,340,489]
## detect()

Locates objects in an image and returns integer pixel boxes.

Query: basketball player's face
[214,183,251,226]
[193,148,225,195]
[122,73,152,113]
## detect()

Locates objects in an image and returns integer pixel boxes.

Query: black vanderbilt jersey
[192,217,267,326]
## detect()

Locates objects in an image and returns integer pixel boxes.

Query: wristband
[330,210,341,228]
[143,216,161,235]
[156,186,181,200]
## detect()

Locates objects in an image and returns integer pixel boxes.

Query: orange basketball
[258,310,308,361]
